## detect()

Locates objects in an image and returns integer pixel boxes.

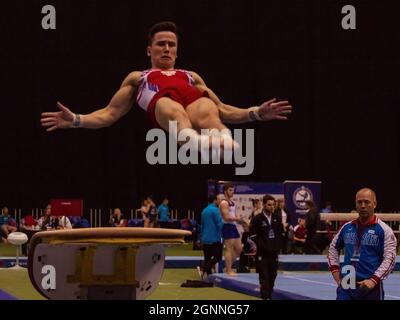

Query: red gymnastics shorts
[147,86,209,128]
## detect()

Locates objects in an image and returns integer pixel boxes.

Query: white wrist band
[248,106,262,121]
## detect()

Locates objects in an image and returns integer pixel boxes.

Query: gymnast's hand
[258,98,292,121]
[41,102,75,132]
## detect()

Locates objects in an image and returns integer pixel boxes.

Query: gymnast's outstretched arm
[190,71,292,124]
[41,72,141,131]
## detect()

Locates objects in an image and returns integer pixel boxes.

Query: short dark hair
[148,21,178,45]
[208,194,217,203]
[223,183,234,192]
[263,194,276,204]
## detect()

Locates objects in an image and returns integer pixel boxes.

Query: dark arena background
[0,0,399,304]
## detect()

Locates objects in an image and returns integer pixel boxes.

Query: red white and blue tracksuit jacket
[327,215,397,285]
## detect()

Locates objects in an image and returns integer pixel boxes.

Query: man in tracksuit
[250,194,283,300]
[328,188,397,300]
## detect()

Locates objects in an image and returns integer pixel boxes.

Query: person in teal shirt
[158,198,170,228]
[199,195,223,278]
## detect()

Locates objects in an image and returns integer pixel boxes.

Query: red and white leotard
[136,69,208,127]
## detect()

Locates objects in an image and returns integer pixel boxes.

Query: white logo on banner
[292,186,313,209]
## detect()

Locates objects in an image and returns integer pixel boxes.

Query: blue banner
[215,181,283,195]
[283,180,322,226]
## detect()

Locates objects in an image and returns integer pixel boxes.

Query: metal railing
[8,208,197,228]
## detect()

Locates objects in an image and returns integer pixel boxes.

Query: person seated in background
[20,215,39,231]
[37,204,54,230]
[36,204,72,230]
[158,197,170,228]
[109,208,127,227]
[0,207,17,242]
[292,217,307,254]
[55,215,73,229]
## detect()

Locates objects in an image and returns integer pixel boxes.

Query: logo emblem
[292,186,313,209]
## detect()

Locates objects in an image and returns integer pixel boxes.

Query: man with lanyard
[249,194,283,300]
[328,188,397,300]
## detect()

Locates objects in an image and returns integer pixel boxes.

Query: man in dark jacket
[249,194,283,300]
